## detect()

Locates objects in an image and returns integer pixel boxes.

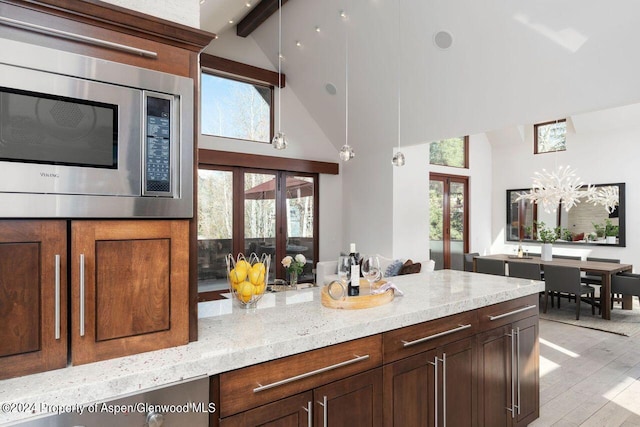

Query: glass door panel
[429,180,445,270]
[244,172,277,280]
[285,175,315,282]
[449,181,466,271]
[197,168,233,292]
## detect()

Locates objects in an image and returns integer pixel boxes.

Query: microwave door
[0,63,142,197]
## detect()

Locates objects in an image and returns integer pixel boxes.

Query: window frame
[200,54,285,145]
[534,119,567,154]
[429,135,469,169]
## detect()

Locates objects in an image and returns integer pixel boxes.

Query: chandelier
[516,165,618,214]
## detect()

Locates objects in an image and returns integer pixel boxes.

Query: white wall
[201,30,343,262]
[490,114,639,266]
[100,0,199,28]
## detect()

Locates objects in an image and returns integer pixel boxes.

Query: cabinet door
[314,368,383,427]
[441,337,476,427]
[220,391,313,427]
[383,352,431,427]
[71,220,189,365]
[477,325,512,427]
[0,220,67,379]
[513,316,539,427]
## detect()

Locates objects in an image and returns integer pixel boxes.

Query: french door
[197,166,317,293]
[429,174,469,270]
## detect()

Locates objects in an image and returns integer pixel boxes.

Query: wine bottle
[347,243,360,296]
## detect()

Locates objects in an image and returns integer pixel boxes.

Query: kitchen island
[0,270,544,426]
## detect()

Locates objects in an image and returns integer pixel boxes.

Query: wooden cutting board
[321,279,394,309]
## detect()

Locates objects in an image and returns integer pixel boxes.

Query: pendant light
[272,0,287,150]
[339,13,355,162]
[392,0,405,167]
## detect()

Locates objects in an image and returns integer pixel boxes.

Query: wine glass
[361,255,381,293]
[337,255,351,284]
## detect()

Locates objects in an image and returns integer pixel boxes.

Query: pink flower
[281,256,293,268]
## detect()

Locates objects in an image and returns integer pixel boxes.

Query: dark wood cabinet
[0,220,67,380]
[477,297,539,426]
[383,335,476,426]
[220,391,313,427]
[71,220,189,365]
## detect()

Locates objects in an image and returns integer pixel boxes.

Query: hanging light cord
[345,35,349,147]
[397,1,401,150]
[277,0,282,132]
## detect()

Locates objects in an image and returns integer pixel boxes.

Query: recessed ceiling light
[199,0,205,4]
[228,19,234,24]
[245,2,251,7]
[340,10,348,19]
[325,83,337,95]
[295,41,302,47]
[315,26,321,33]
[434,30,454,49]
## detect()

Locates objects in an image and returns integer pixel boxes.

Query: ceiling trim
[236,0,289,38]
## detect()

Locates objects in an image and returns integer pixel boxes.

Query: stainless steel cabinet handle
[516,327,521,416]
[319,395,328,427]
[79,254,85,337]
[253,354,370,393]
[489,305,536,321]
[401,324,472,347]
[54,254,61,340]
[506,329,516,418]
[0,16,158,58]
[442,353,447,427]
[303,401,312,426]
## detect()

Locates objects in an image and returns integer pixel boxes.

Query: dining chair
[610,272,640,309]
[508,262,542,280]
[553,255,582,260]
[543,264,596,320]
[582,257,620,286]
[464,252,479,272]
[476,258,505,276]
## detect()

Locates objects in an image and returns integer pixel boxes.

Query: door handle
[79,254,85,337]
[54,254,61,340]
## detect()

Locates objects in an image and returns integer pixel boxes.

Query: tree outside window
[534,119,566,154]
[429,136,468,168]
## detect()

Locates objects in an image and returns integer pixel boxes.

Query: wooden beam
[199,149,339,175]
[201,53,285,87]
[236,0,289,38]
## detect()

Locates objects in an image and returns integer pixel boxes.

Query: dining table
[473,254,633,320]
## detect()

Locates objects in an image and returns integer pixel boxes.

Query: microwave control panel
[144,93,173,196]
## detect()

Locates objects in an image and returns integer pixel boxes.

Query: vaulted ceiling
[201,0,640,153]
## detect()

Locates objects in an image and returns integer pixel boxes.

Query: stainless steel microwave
[0,38,193,218]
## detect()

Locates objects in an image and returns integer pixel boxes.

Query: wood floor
[531,317,640,426]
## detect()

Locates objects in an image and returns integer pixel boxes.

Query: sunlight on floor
[539,355,560,377]
[540,337,580,358]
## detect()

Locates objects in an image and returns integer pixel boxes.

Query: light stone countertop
[0,270,544,425]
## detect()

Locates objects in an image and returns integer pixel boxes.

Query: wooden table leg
[602,273,611,320]
[622,295,633,310]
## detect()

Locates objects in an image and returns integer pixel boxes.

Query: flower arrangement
[282,253,306,276]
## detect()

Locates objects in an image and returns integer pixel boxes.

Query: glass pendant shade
[392,151,405,167]
[272,131,287,150]
[339,144,355,161]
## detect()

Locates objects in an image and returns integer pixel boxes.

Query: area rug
[539,297,640,337]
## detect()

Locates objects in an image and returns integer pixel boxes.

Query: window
[201,72,273,143]
[534,119,566,154]
[429,136,469,168]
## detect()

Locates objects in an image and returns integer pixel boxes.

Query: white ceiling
[200,0,640,154]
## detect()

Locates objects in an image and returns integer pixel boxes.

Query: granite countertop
[0,270,544,425]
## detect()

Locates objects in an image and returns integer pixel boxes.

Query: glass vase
[289,270,298,287]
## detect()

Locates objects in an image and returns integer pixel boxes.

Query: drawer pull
[401,324,472,348]
[0,16,158,58]
[253,354,370,393]
[488,305,536,321]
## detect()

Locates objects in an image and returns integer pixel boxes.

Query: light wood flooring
[531,317,640,426]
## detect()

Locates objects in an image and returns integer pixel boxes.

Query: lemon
[248,268,265,286]
[252,262,266,274]
[229,266,248,284]
[238,281,254,303]
[236,260,251,272]
[254,283,265,295]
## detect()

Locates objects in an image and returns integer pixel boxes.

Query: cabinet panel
[383,352,431,427]
[71,220,189,365]
[0,220,67,379]
[220,391,312,427]
[441,338,476,427]
[95,239,170,341]
[314,368,383,427]
[383,310,477,363]
[0,243,40,356]
[220,335,382,418]
[477,325,511,427]
[513,316,539,426]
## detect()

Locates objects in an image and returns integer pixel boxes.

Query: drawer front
[383,310,477,363]
[477,294,539,331]
[219,334,382,417]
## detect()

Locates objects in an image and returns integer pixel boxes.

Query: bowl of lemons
[226,253,270,308]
